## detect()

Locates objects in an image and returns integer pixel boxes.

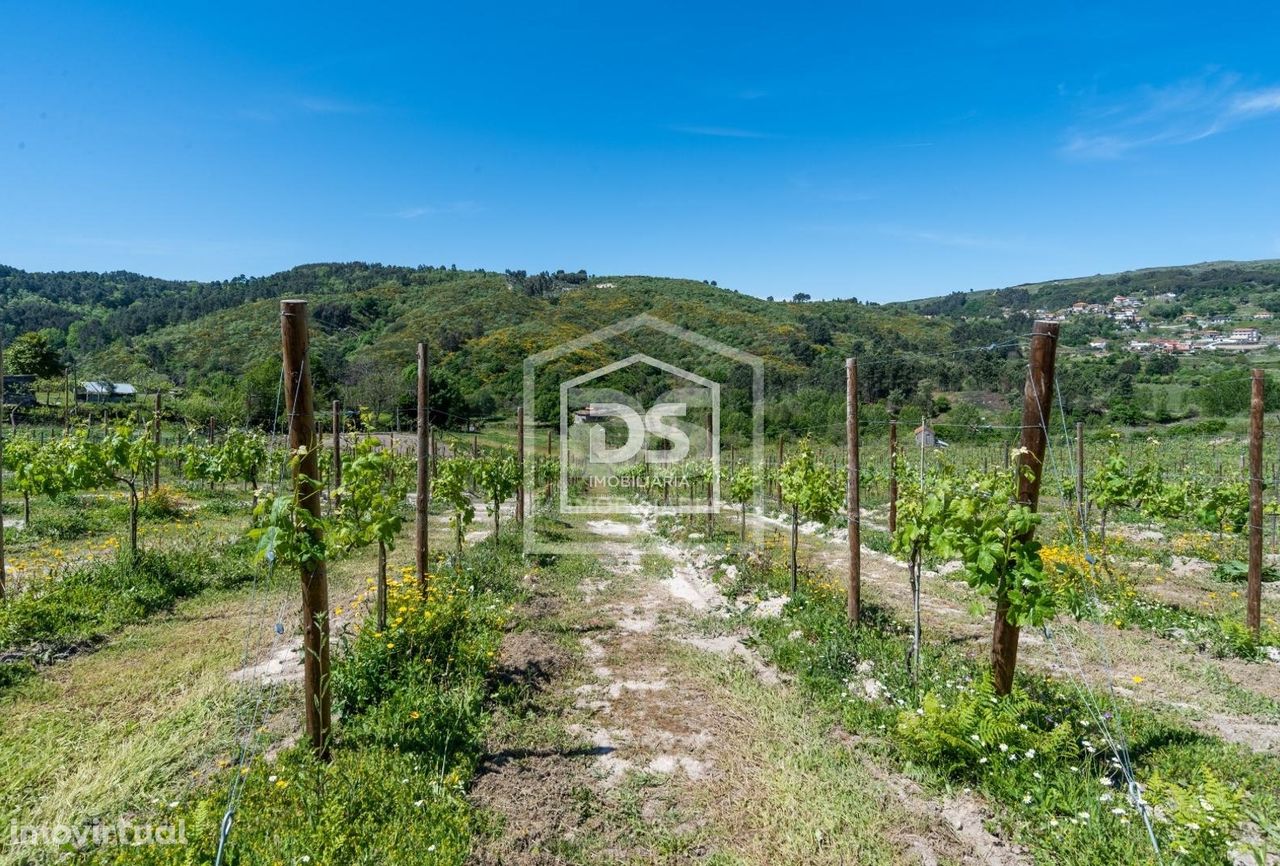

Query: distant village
[1033,292,1273,356]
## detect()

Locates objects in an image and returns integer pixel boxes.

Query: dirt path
[751,510,1280,752]
[468,519,1027,865]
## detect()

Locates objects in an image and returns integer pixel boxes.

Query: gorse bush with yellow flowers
[332,563,504,739]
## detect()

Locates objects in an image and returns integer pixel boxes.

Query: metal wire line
[213,348,298,866]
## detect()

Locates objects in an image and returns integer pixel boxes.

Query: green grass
[725,549,1280,865]
[69,532,528,865]
[0,541,260,664]
[1108,592,1280,662]
[0,582,297,855]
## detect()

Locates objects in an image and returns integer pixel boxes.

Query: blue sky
[3,1,1280,301]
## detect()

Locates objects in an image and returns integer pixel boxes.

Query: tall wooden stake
[516,406,525,525]
[416,342,430,595]
[888,419,899,534]
[280,300,331,759]
[1075,420,1086,531]
[1272,449,1279,554]
[704,413,714,535]
[152,392,162,494]
[0,335,6,601]
[331,400,342,515]
[1248,369,1264,636]
[846,358,861,626]
[993,320,1059,696]
[777,434,785,506]
[376,541,388,632]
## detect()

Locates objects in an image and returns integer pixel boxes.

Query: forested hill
[901,259,1280,319]
[3,259,1279,437]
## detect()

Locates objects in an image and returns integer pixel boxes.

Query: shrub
[137,485,185,520]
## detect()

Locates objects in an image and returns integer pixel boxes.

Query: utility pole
[993,320,1059,696]
[416,342,430,595]
[846,358,860,626]
[279,300,331,759]
[888,419,899,534]
[1248,369,1264,636]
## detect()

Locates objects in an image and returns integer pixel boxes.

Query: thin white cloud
[298,97,371,115]
[1233,88,1280,115]
[880,225,1020,251]
[795,222,1024,252]
[1060,72,1280,160]
[391,202,482,219]
[669,124,777,139]
[237,108,278,123]
[788,172,874,203]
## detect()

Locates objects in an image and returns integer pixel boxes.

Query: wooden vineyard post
[331,400,342,515]
[153,392,162,494]
[847,358,861,626]
[1247,369,1264,636]
[516,406,525,525]
[279,300,331,760]
[777,435,785,507]
[789,498,799,595]
[993,320,1059,696]
[208,416,215,446]
[706,413,714,535]
[1272,453,1279,554]
[1076,420,1086,531]
[416,342,430,595]
[889,419,899,534]
[377,541,388,632]
[0,334,6,601]
[912,416,926,682]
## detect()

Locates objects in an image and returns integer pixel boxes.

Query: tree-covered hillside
[906,260,1280,319]
[5,259,1280,439]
